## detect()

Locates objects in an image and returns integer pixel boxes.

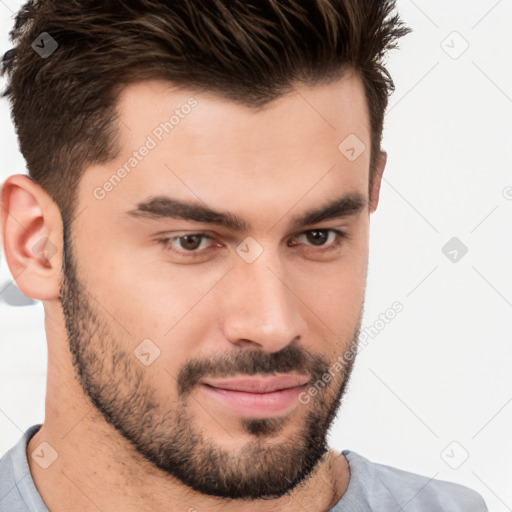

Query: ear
[1,174,63,301]
[369,150,387,213]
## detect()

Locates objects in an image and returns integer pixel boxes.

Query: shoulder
[335,450,487,512]
[0,424,44,512]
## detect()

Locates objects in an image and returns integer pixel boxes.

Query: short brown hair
[2,0,409,222]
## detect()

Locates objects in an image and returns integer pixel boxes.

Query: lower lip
[200,384,307,418]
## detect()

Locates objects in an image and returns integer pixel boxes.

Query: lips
[199,374,310,418]
[201,374,309,393]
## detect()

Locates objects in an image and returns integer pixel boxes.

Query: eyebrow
[126,192,366,232]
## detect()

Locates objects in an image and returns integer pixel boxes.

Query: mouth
[199,375,310,418]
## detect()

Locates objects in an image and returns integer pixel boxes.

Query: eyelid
[156,227,348,259]
[290,228,349,249]
[155,224,349,240]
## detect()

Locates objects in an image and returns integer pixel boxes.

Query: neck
[27,410,349,512]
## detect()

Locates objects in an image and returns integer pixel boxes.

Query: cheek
[76,223,222,338]
[293,230,368,340]
[298,270,364,335]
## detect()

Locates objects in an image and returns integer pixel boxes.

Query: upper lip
[201,375,309,393]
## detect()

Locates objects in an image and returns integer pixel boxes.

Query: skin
[1,71,386,511]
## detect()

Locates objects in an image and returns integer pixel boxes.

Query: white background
[1,1,511,510]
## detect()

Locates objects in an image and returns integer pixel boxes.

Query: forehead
[115,73,370,153]
[79,74,371,225]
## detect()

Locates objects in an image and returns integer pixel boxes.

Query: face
[59,74,373,499]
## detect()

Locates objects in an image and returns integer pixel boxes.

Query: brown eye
[178,234,206,251]
[158,233,217,257]
[305,230,330,246]
[294,229,346,249]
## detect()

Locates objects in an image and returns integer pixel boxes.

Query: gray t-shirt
[0,424,487,511]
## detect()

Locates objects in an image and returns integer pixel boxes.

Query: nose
[220,253,307,352]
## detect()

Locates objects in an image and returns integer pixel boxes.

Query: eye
[290,229,347,251]
[157,233,219,257]
[156,228,348,260]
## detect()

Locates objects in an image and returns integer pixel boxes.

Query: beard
[59,220,360,500]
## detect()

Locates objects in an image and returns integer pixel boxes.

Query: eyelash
[156,229,349,259]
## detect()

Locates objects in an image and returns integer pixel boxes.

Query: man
[0,1,487,510]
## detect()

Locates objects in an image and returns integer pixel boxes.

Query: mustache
[177,345,331,396]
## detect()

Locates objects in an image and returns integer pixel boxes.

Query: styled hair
[1,0,409,221]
